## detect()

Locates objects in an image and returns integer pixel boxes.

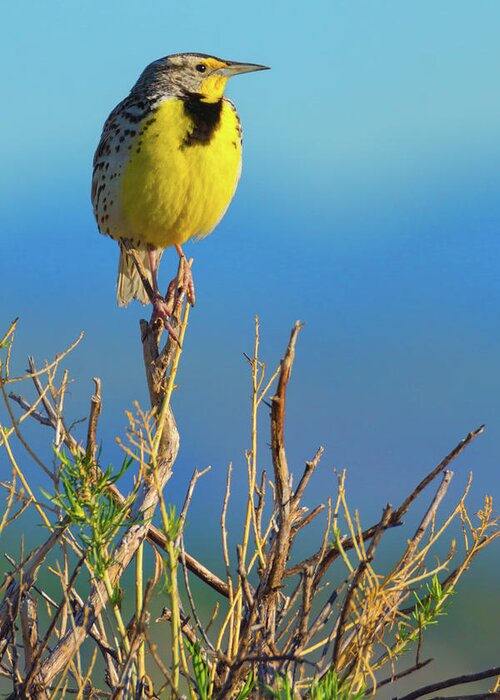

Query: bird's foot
[149,293,180,345]
[166,256,196,308]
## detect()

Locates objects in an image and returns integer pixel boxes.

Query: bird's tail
[117,245,151,306]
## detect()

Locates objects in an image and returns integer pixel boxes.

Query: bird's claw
[167,258,196,308]
[184,261,196,307]
[149,294,181,346]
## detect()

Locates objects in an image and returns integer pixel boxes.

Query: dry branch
[393,665,500,700]
[0,310,498,699]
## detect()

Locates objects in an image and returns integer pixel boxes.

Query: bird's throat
[181,92,223,146]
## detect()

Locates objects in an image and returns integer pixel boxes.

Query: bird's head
[134,53,269,103]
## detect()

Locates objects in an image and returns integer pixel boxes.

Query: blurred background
[1,0,500,694]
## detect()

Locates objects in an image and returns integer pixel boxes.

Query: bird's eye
[195,63,207,73]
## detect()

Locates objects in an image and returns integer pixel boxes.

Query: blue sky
[3,0,500,507]
[2,0,500,679]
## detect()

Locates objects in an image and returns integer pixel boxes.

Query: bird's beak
[216,61,270,77]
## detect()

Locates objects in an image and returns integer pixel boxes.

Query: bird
[91,52,268,332]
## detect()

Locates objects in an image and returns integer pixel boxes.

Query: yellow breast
[119,98,242,249]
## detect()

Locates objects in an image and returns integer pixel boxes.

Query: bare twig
[176,465,211,548]
[7,393,53,426]
[221,463,233,586]
[427,695,500,700]
[85,377,102,463]
[404,470,454,564]
[292,447,324,508]
[266,321,303,593]
[291,504,326,535]
[394,665,500,700]
[366,657,433,693]
[19,592,39,675]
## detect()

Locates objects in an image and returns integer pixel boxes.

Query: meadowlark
[91,52,268,330]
